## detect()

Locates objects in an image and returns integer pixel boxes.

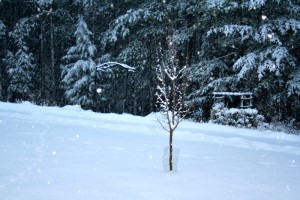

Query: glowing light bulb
[262,15,267,20]
[96,88,102,94]
[267,33,273,39]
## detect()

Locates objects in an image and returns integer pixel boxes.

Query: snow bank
[0,102,299,200]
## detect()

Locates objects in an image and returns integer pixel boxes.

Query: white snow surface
[0,102,299,200]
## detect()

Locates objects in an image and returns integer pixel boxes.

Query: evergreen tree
[61,16,97,109]
[5,18,35,102]
[0,20,4,37]
[6,46,35,102]
[36,0,53,6]
[2,51,15,97]
[34,0,79,105]
[0,0,299,129]
[101,0,198,115]
[190,0,300,126]
[0,20,6,99]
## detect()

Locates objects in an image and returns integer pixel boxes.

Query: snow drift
[0,102,299,200]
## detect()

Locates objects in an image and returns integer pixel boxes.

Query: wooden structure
[213,92,253,109]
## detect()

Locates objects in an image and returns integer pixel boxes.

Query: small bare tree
[156,37,190,172]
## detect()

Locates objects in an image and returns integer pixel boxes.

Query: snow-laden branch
[96,62,135,72]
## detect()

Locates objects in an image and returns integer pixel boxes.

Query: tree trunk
[50,11,56,104]
[93,69,97,112]
[92,0,96,43]
[133,90,137,115]
[124,70,128,113]
[40,18,45,101]
[169,128,173,171]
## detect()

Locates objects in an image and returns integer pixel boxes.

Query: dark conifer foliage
[0,0,299,129]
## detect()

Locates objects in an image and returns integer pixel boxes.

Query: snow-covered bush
[211,103,264,128]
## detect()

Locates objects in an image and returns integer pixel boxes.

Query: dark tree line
[0,0,299,129]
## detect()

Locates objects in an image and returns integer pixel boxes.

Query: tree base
[163,147,180,172]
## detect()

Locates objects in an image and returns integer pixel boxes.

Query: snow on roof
[213,92,253,96]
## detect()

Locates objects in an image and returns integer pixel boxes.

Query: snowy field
[0,102,299,200]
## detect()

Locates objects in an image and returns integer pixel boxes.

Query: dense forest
[0,0,299,129]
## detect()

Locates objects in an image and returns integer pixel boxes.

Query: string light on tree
[262,15,267,20]
[96,88,102,94]
[267,33,273,39]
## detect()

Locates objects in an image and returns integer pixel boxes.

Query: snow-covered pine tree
[6,46,35,102]
[5,18,35,102]
[100,1,163,114]
[0,20,5,38]
[61,16,97,109]
[190,0,300,127]
[9,17,35,50]
[74,0,99,42]
[101,0,197,115]
[35,0,56,103]
[2,51,15,99]
[36,0,53,6]
[0,20,6,99]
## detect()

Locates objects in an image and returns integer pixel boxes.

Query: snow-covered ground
[0,102,299,200]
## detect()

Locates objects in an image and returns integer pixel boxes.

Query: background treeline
[0,0,299,129]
